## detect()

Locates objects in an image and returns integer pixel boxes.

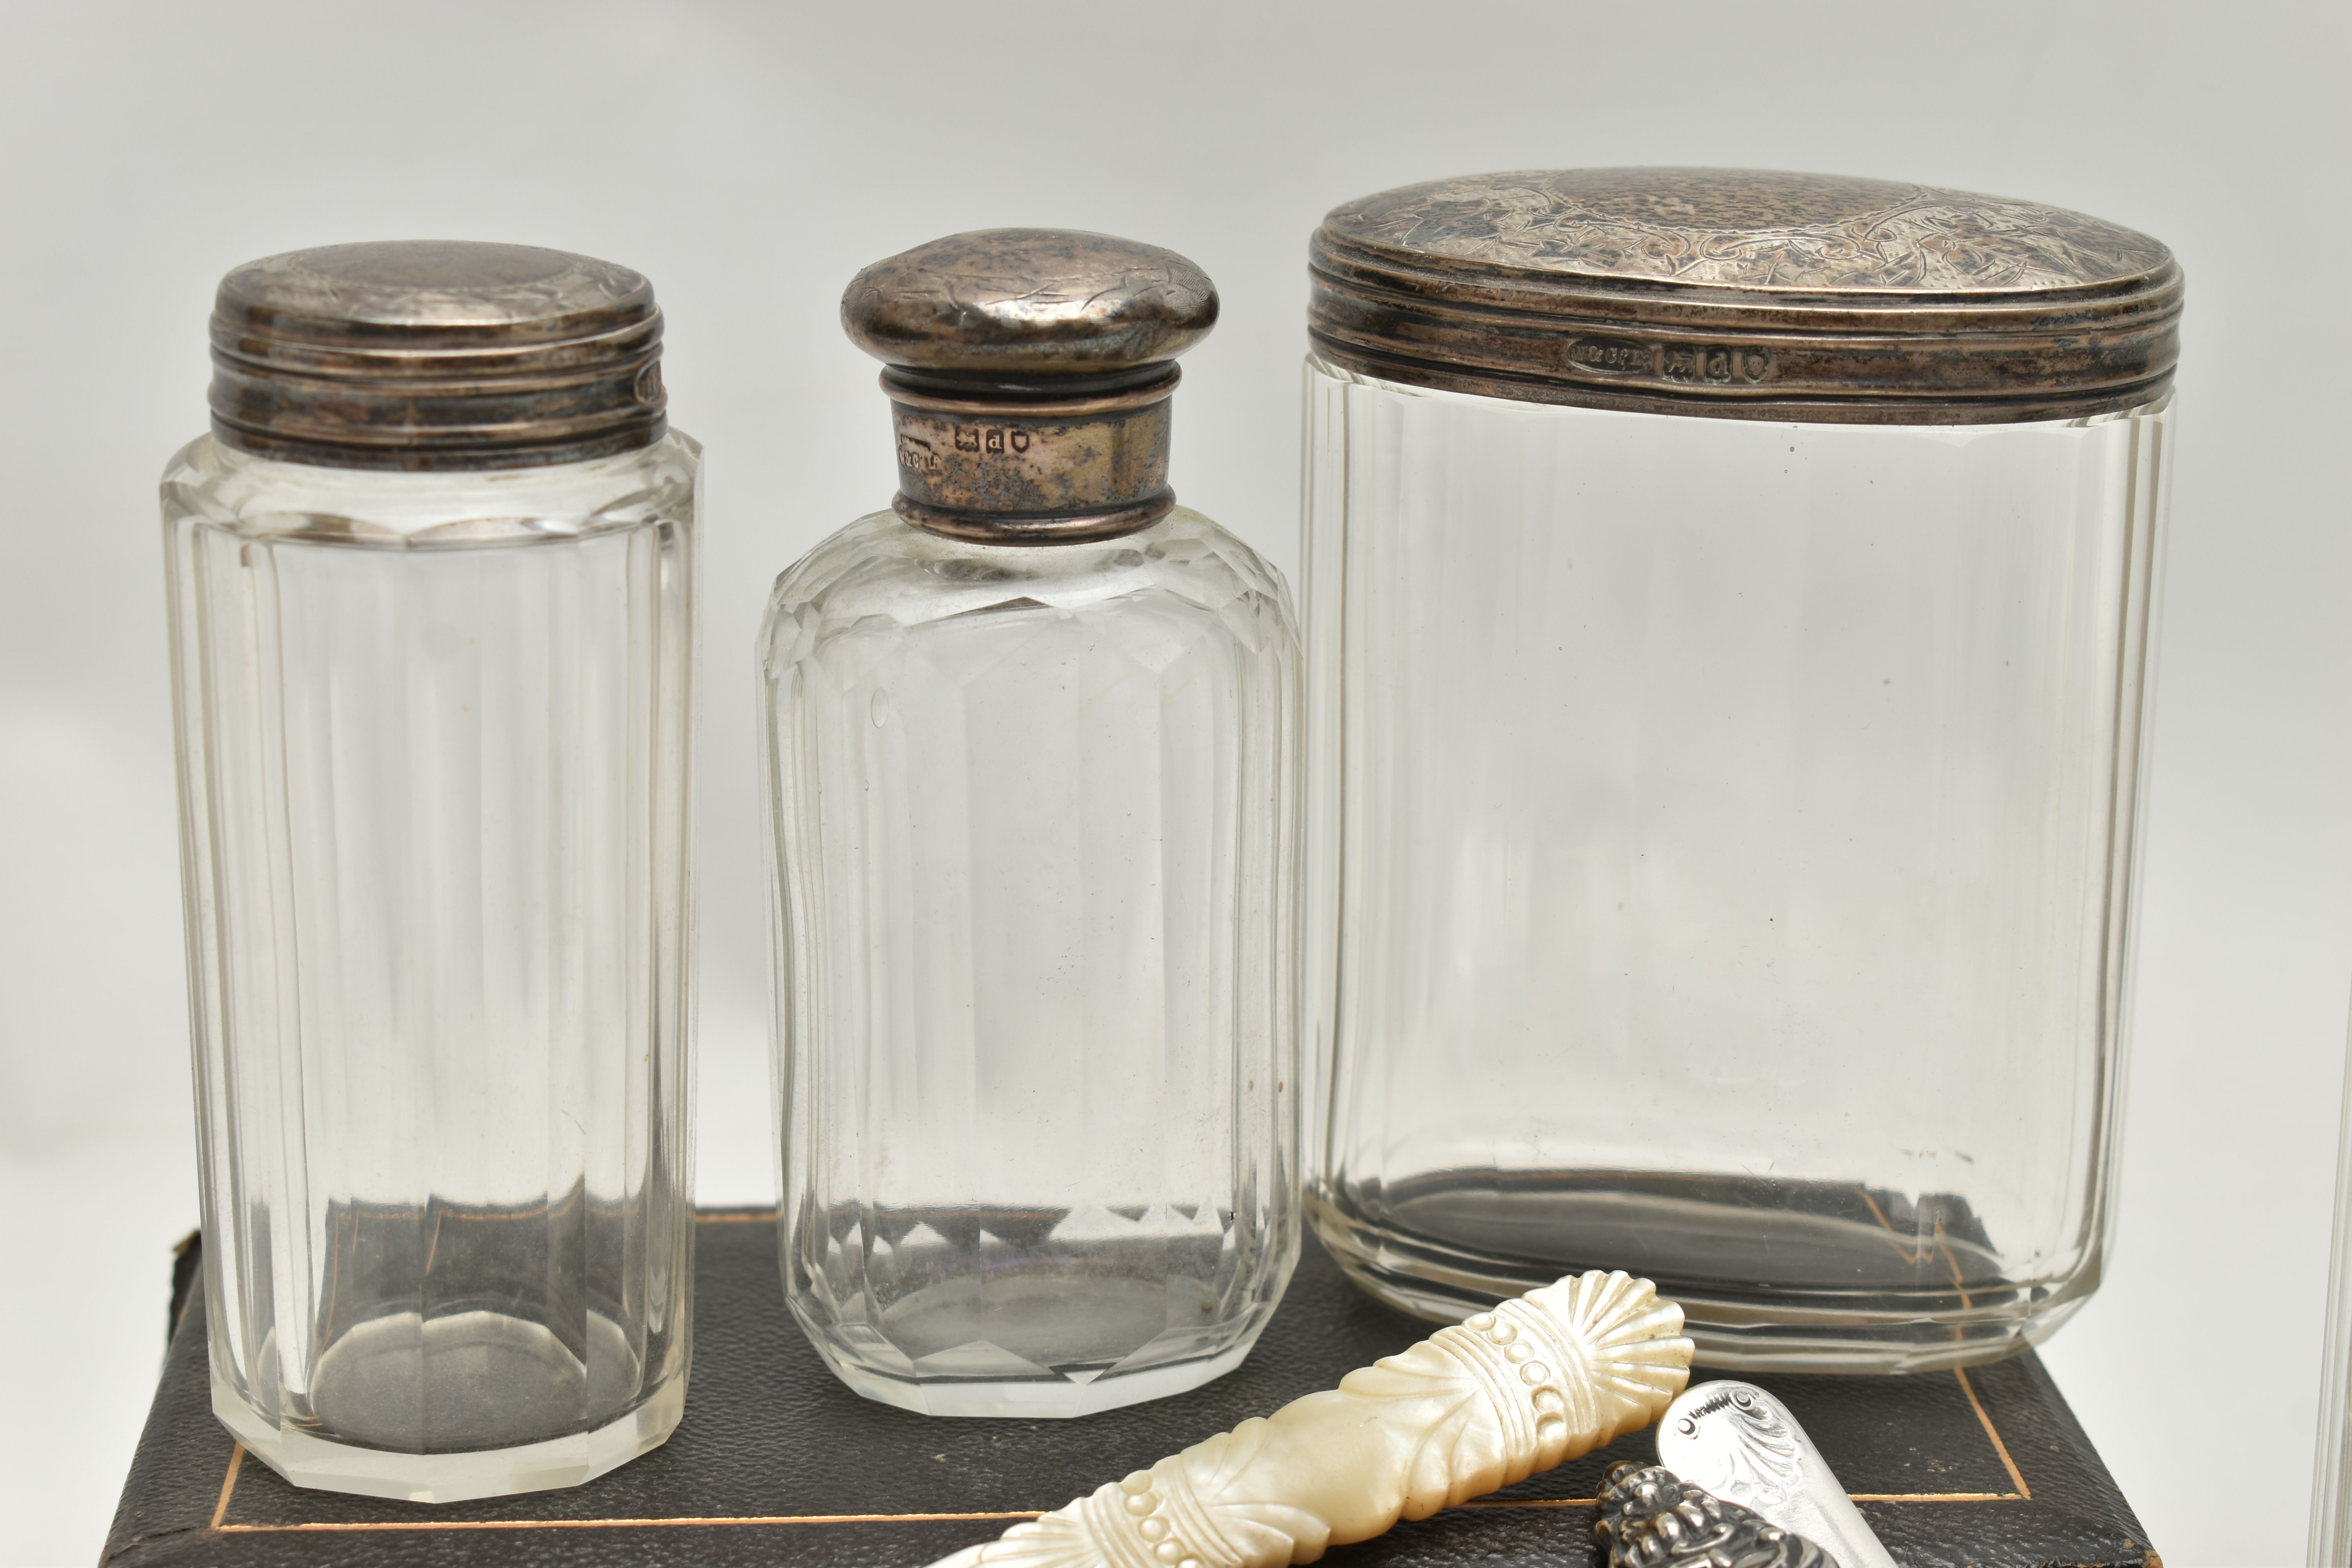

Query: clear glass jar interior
[760,505,1301,1416]
[163,432,700,1497]
[1303,358,2170,1370]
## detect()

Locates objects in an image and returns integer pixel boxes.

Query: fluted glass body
[760,506,1300,1416]
[163,432,700,1500]
[1304,358,2170,1370]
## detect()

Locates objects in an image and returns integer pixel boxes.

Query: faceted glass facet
[760,506,1301,1416]
[1304,358,2171,1370]
[165,433,701,1499]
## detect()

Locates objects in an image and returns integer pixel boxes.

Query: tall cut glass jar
[764,231,1301,1416]
[166,243,699,1500]
[1303,170,2180,1371]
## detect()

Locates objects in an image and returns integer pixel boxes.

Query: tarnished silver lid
[1310,168,2182,424]
[209,241,666,470]
[843,227,1216,382]
[841,229,1217,542]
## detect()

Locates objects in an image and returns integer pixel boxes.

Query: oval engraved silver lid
[1310,168,2182,424]
[210,240,666,470]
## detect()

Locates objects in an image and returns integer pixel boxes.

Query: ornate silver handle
[1656,1381,1898,1568]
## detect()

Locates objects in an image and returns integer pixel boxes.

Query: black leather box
[105,1212,2158,1567]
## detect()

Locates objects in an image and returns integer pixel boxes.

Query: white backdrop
[2,3,2345,1564]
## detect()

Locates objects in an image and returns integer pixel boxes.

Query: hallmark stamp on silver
[896,433,943,475]
[1568,336,1652,375]
[1661,345,1771,385]
[1569,338,1770,385]
[951,425,1034,456]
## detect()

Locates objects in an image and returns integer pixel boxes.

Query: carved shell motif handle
[931,1270,1694,1568]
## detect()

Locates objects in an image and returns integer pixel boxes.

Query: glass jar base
[808,1336,1258,1418]
[212,1370,687,1503]
[1307,1192,2089,1374]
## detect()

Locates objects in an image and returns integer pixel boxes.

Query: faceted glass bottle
[764,230,1301,1416]
[167,243,699,1500]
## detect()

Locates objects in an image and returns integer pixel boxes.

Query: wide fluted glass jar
[1302,170,2180,1371]
[762,231,1301,1416]
[165,243,699,1499]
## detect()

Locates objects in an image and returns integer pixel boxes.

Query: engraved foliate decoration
[842,228,1218,376]
[929,1270,1694,1568]
[1309,167,2183,424]
[1329,168,2169,294]
[1656,1382,1898,1568]
[1595,1462,1834,1568]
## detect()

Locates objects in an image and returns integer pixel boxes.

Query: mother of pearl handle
[930,1270,1694,1568]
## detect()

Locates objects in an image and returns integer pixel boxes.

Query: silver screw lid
[841,228,1216,388]
[208,240,666,470]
